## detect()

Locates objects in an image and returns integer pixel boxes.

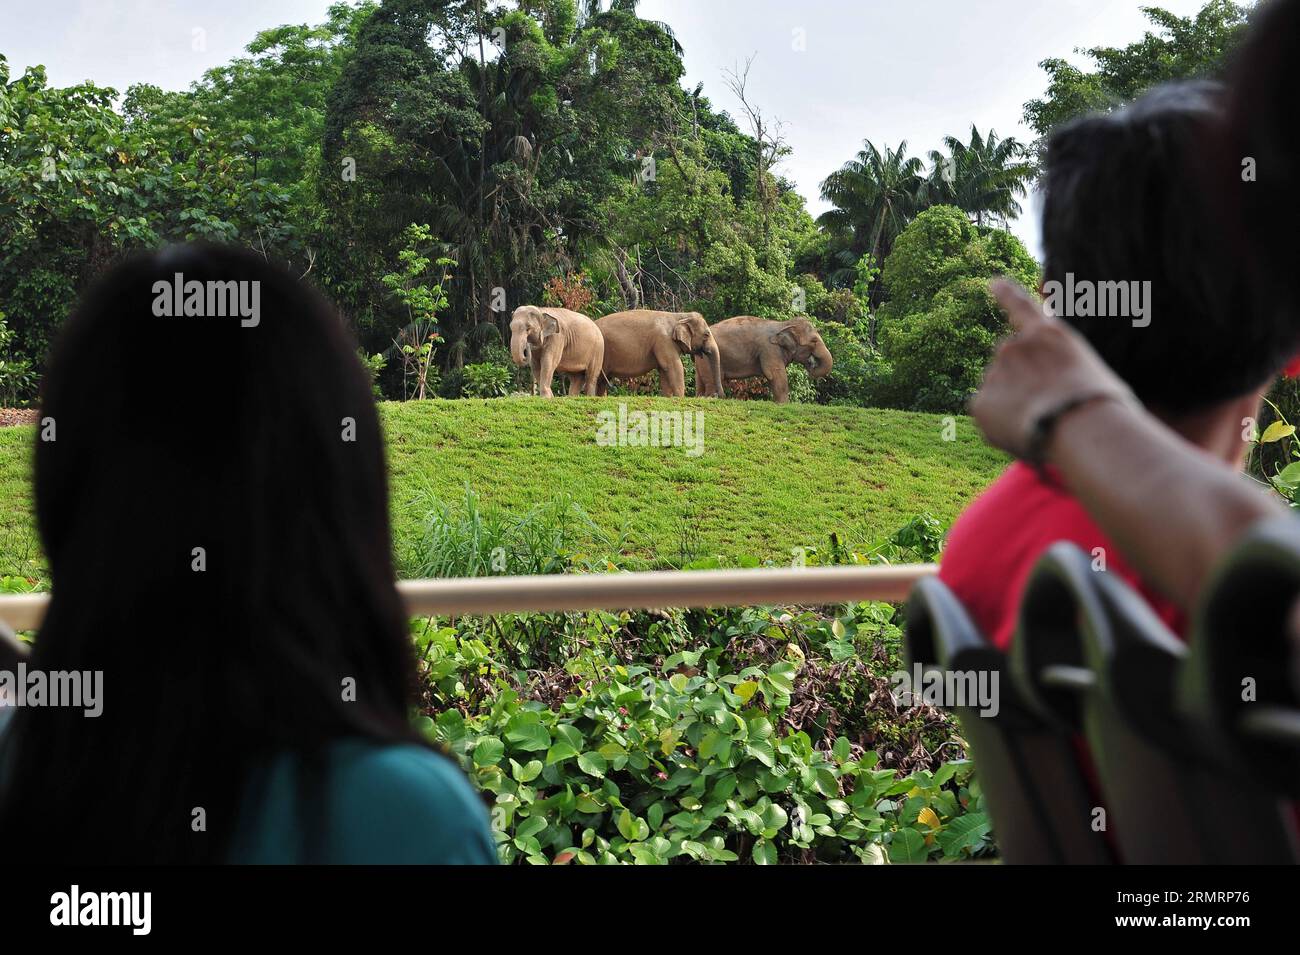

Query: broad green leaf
[504,716,551,753]
[512,759,543,783]
[936,812,992,857]
[472,736,505,767]
[578,751,608,778]
[752,838,778,865]
[888,827,928,864]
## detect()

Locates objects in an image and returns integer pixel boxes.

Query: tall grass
[404,485,623,578]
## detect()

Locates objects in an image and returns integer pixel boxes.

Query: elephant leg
[595,374,610,397]
[537,349,560,398]
[694,358,712,397]
[763,358,790,403]
[584,353,603,396]
[567,373,584,397]
[659,355,686,397]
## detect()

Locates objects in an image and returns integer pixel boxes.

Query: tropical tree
[1023,0,1252,146]
[577,0,682,52]
[923,125,1035,229]
[817,140,925,294]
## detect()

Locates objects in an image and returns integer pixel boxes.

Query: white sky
[3,0,1218,259]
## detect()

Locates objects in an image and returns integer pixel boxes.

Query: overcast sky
[3,0,1216,259]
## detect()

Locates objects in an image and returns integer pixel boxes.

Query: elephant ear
[773,326,800,359]
[672,319,692,350]
[540,310,562,339]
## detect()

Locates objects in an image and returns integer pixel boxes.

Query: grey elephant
[594,309,723,397]
[509,305,605,397]
[695,316,833,403]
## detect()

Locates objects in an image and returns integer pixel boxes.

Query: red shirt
[940,462,1186,648]
[940,464,1300,852]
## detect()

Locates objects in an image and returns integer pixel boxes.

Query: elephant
[594,309,723,398]
[509,305,605,397]
[695,316,833,403]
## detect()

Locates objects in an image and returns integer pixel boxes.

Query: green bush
[405,494,985,865]
[786,364,818,404]
[814,318,892,407]
[875,207,1038,413]
[0,312,36,407]
[461,361,513,399]
[416,596,988,865]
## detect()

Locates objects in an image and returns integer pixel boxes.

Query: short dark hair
[1040,80,1297,415]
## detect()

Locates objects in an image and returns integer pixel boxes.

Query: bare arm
[972,280,1285,610]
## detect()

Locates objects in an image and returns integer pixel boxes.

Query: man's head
[1040,80,1298,418]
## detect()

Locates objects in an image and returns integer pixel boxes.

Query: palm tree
[924,125,1034,229]
[578,0,682,53]
[817,140,925,287]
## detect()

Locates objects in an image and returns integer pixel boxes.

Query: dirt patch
[0,409,38,428]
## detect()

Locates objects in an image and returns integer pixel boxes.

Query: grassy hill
[0,398,1007,582]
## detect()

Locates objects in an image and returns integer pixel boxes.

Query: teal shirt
[230,739,498,864]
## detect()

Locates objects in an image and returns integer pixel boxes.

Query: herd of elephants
[508,306,834,403]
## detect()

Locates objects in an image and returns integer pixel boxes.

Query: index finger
[990,278,1053,334]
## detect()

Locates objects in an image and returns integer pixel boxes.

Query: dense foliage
[0,0,1064,413]
[1022,0,1253,150]
[0,1,1256,409]
[406,492,989,864]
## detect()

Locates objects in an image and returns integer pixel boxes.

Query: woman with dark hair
[970,0,1300,611]
[0,244,496,864]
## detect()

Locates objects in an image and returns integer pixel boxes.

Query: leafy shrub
[1248,381,1300,499]
[814,318,891,407]
[874,206,1038,413]
[461,361,513,398]
[785,364,818,404]
[417,597,988,865]
[356,350,388,399]
[541,272,596,314]
[0,311,36,407]
[405,495,984,865]
[1246,392,1300,508]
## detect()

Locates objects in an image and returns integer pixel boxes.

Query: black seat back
[906,576,1111,863]
[1019,542,1297,863]
[1183,519,1300,801]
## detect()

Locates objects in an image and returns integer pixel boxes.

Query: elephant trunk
[808,343,833,379]
[510,332,530,367]
[706,346,724,397]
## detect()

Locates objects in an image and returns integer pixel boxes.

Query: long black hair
[0,244,422,863]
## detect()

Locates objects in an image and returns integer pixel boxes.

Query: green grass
[0,397,1008,582]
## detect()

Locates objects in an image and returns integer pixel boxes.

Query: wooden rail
[0,563,937,647]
